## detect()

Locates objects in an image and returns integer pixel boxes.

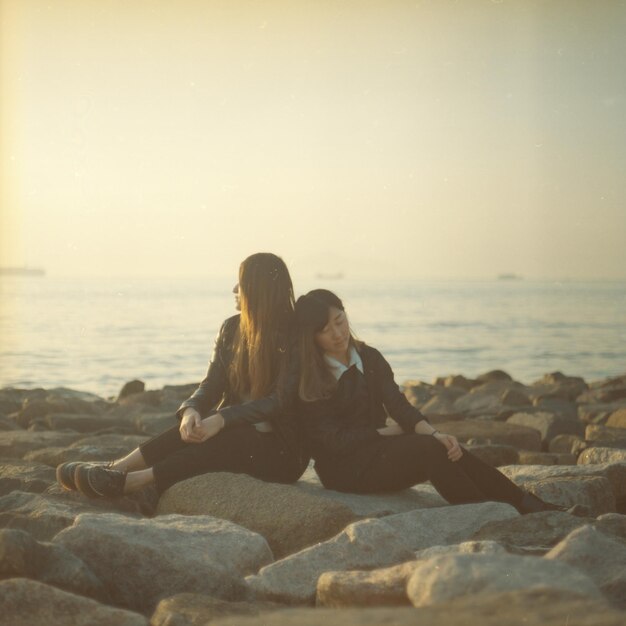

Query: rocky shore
[1,370,626,625]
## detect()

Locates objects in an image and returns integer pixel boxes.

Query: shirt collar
[324,345,363,380]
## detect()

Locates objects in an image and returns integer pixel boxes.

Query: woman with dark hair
[295,289,567,514]
[56,252,308,498]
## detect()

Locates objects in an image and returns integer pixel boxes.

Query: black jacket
[299,343,427,460]
[177,315,308,471]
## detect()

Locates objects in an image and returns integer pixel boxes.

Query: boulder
[0,460,56,495]
[549,434,585,454]
[546,524,626,608]
[151,594,284,626]
[442,375,479,391]
[157,472,357,559]
[517,451,576,465]
[472,511,595,554]
[476,370,513,383]
[530,373,587,402]
[595,513,626,541]
[578,447,626,465]
[247,502,518,604]
[316,541,505,608]
[531,397,578,420]
[431,419,542,451]
[54,512,271,613]
[41,413,131,433]
[0,528,106,601]
[401,381,434,409]
[585,424,626,447]
[0,578,147,625]
[500,388,531,407]
[465,444,519,467]
[420,393,463,418]
[453,382,520,416]
[117,380,145,401]
[606,407,626,429]
[133,412,177,436]
[406,552,601,607]
[507,411,584,449]
[0,431,83,459]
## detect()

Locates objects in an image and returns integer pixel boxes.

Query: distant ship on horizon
[0,266,46,277]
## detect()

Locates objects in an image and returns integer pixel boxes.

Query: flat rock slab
[0,460,56,495]
[579,447,626,465]
[209,589,626,626]
[151,594,285,626]
[0,431,83,459]
[54,512,272,614]
[433,420,542,450]
[247,502,518,605]
[0,578,148,626]
[546,524,626,608]
[157,472,358,559]
[406,553,601,607]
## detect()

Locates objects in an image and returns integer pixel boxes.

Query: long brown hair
[295,289,358,402]
[229,252,295,399]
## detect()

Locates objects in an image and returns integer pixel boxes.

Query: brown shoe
[74,465,126,499]
[56,461,111,491]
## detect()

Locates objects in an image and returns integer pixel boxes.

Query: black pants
[139,423,302,493]
[315,434,525,511]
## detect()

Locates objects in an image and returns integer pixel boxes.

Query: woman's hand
[179,408,203,442]
[187,413,225,443]
[433,432,463,462]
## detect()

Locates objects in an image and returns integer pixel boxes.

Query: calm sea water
[1,276,624,399]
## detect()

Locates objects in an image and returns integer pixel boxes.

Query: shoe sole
[56,462,80,491]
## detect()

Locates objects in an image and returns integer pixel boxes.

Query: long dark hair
[295,289,358,402]
[229,252,295,399]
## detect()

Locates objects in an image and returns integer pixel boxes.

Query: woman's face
[314,306,350,359]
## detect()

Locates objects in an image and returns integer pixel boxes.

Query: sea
[1,276,624,399]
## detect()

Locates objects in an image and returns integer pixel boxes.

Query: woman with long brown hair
[56,252,308,498]
[295,289,569,514]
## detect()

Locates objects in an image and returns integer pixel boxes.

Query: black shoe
[519,492,568,514]
[56,461,112,491]
[74,465,126,499]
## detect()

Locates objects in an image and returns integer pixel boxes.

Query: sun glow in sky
[1,0,625,279]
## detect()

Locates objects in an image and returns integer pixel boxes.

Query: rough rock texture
[156,472,358,559]
[471,511,595,553]
[507,411,584,448]
[406,553,601,607]
[247,502,518,604]
[545,524,626,608]
[518,451,577,465]
[209,589,626,626]
[0,578,148,626]
[0,528,106,600]
[316,541,506,607]
[606,407,626,429]
[578,447,626,465]
[549,433,585,454]
[0,431,83,459]
[464,443,519,466]
[586,424,626,446]
[54,513,271,614]
[522,476,615,516]
[150,594,284,626]
[0,460,56,495]
[432,419,542,450]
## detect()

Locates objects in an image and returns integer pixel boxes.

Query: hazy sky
[2,0,625,279]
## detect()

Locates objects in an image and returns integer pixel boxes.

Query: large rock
[0,528,106,601]
[549,433,585,454]
[157,472,357,559]
[429,419,542,450]
[606,407,626,429]
[207,589,626,626]
[517,451,576,465]
[0,460,56,495]
[316,541,505,608]
[40,412,132,433]
[464,444,519,467]
[472,511,595,554]
[586,424,626,447]
[54,512,271,613]
[0,578,147,625]
[151,594,284,626]
[522,476,615,516]
[406,553,601,607]
[546,524,626,608]
[453,382,521,416]
[578,447,626,465]
[0,431,83,459]
[507,411,584,449]
[247,502,518,604]
[530,372,588,402]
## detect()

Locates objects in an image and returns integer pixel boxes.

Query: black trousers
[139,423,302,493]
[315,434,525,511]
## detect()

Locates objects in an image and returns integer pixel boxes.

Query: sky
[1,0,625,280]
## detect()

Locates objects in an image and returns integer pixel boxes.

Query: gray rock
[546,524,626,608]
[472,511,595,554]
[429,419,542,450]
[133,412,177,436]
[517,450,576,465]
[117,380,145,401]
[420,393,463,417]
[578,447,626,465]
[157,472,357,559]
[507,411,584,449]
[0,460,56,495]
[549,433,585,454]
[0,431,83,459]
[531,397,578,420]
[54,512,271,613]
[465,444,519,466]
[595,513,626,541]
[42,412,131,433]
[606,407,626,429]
[453,381,521,416]
[501,388,532,406]
[150,594,284,626]
[0,528,106,601]
[0,578,148,625]
[522,476,615,516]
[476,370,513,383]
[585,423,626,446]
[406,552,601,607]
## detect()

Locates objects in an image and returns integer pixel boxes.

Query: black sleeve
[300,397,381,457]
[176,319,231,420]
[374,349,427,433]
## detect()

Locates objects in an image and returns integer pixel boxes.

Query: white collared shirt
[324,345,364,381]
